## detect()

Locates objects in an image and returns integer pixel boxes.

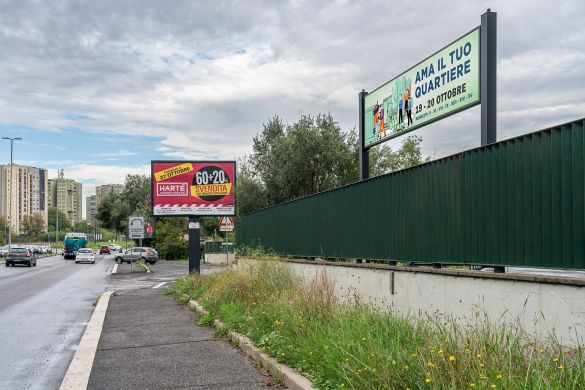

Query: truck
[63,233,88,259]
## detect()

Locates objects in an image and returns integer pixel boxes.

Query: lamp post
[2,137,22,250]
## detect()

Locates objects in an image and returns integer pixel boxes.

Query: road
[0,254,113,390]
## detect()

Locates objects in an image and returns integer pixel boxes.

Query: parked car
[5,246,37,267]
[108,244,122,252]
[114,247,159,265]
[75,248,95,264]
[0,245,9,258]
[99,245,111,255]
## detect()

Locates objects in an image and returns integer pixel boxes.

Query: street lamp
[2,137,23,250]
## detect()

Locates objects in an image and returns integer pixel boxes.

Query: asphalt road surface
[0,254,113,390]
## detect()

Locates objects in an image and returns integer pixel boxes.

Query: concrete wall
[239,259,585,347]
[205,253,236,265]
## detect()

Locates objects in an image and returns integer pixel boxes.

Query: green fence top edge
[240,116,585,218]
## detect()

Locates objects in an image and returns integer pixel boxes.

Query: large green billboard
[364,28,480,148]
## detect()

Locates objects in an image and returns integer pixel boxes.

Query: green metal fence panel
[237,119,585,270]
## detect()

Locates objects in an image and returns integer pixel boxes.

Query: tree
[22,214,45,237]
[0,216,7,245]
[251,114,357,205]
[153,218,188,260]
[97,192,130,234]
[368,135,430,177]
[48,207,72,231]
[236,157,269,216]
[122,174,151,217]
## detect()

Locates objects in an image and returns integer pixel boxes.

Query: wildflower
[362,337,366,341]
[340,384,345,388]
[309,352,313,356]
[372,368,377,373]
[280,352,285,356]
[490,385,496,388]
[392,360,397,365]
[470,384,476,388]
[465,348,470,353]
[496,374,502,379]
[425,378,432,383]
[552,357,559,363]
[371,354,374,357]
[449,355,456,362]
[480,363,485,368]
[427,362,435,368]
[430,348,435,353]
[438,349,444,354]
[476,354,481,358]
[558,365,565,369]
[539,349,544,353]
[411,353,417,357]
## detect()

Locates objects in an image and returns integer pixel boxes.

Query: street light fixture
[2,137,23,250]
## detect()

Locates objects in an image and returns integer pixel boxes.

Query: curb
[60,291,113,390]
[188,300,314,390]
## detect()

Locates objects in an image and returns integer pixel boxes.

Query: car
[99,245,111,255]
[115,247,159,265]
[5,246,37,267]
[0,245,9,258]
[75,248,95,264]
[109,244,122,252]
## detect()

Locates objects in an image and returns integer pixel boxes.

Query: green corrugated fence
[237,118,585,270]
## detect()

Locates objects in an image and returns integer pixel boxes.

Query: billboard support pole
[188,216,201,273]
[359,90,369,180]
[480,9,497,146]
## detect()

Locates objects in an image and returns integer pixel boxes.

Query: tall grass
[169,261,584,389]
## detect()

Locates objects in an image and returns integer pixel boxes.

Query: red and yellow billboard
[151,161,236,216]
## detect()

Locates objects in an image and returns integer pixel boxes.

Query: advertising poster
[151,161,236,216]
[364,28,480,148]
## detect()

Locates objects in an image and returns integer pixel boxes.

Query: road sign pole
[188,216,201,273]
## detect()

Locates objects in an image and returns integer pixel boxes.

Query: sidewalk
[88,287,274,389]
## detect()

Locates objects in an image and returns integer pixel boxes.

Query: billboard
[364,27,480,148]
[151,161,236,216]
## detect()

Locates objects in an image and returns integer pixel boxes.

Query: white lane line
[111,264,118,274]
[59,291,113,390]
[152,282,168,289]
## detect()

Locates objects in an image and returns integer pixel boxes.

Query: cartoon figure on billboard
[372,100,380,136]
[377,105,386,139]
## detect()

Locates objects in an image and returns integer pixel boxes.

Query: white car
[75,248,95,264]
[0,245,9,258]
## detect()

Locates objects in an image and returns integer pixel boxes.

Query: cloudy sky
[1,0,584,216]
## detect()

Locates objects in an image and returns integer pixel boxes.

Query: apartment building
[95,183,124,209]
[48,177,83,225]
[0,164,48,234]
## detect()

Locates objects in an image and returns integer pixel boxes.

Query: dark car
[5,247,37,267]
[99,245,111,255]
[115,247,159,265]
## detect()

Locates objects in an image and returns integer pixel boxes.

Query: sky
[0,0,584,218]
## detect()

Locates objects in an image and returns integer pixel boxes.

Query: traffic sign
[219,216,234,232]
[128,216,145,239]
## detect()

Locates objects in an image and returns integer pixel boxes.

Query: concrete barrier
[205,253,236,265]
[239,259,585,347]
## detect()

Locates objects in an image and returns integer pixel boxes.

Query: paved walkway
[88,287,273,389]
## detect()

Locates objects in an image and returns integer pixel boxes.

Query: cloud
[0,0,584,172]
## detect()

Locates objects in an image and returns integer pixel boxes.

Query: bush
[157,240,188,260]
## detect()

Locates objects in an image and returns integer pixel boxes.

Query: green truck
[63,233,88,259]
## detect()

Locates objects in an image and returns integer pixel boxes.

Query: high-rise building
[95,184,124,209]
[0,164,48,234]
[48,177,83,225]
[86,194,97,223]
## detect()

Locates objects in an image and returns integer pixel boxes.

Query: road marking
[59,291,113,390]
[111,264,118,274]
[152,282,168,289]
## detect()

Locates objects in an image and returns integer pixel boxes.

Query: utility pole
[2,137,22,250]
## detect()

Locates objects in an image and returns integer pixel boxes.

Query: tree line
[95,113,429,259]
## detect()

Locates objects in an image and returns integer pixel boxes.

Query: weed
[170,261,585,389]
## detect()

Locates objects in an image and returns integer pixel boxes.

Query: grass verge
[167,261,584,389]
